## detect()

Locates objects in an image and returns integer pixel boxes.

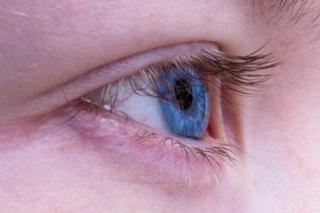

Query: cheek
[0,109,253,212]
[64,110,222,191]
[243,52,320,211]
[0,126,168,212]
[253,56,320,171]
[0,122,248,213]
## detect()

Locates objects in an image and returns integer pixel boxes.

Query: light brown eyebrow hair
[251,0,320,30]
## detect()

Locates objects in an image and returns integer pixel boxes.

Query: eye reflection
[156,66,210,139]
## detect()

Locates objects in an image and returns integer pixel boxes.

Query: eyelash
[73,47,278,171]
[82,47,278,108]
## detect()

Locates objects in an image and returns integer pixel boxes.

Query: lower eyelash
[77,102,237,170]
[58,103,238,186]
[133,125,237,169]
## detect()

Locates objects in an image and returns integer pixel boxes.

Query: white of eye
[105,78,170,134]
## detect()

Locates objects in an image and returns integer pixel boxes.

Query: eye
[81,60,214,141]
[80,45,276,141]
[74,42,278,183]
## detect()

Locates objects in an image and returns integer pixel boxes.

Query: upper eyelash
[82,47,279,109]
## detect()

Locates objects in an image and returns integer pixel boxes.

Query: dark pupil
[173,79,193,110]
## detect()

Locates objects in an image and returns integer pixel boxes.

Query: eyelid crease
[6,42,218,122]
[14,42,278,126]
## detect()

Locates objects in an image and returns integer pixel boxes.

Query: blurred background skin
[0,0,320,212]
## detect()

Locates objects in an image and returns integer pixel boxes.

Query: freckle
[50,207,62,213]
[129,201,141,213]
[148,13,156,19]
[205,16,214,24]
[48,144,74,155]
[285,146,309,175]
[58,144,70,152]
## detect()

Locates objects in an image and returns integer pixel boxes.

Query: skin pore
[1,0,320,212]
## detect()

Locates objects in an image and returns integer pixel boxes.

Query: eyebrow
[251,0,320,29]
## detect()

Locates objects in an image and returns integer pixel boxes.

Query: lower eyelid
[62,104,235,189]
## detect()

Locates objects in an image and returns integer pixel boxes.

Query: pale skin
[1,0,320,212]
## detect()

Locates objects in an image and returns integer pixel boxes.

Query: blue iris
[156,66,210,139]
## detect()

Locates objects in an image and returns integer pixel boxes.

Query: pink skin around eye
[0,109,246,212]
[58,106,229,191]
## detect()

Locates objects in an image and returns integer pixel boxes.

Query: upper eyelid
[60,41,277,103]
[82,45,279,114]
[82,42,219,87]
[21,42,219,115]
[18,41,278,120]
